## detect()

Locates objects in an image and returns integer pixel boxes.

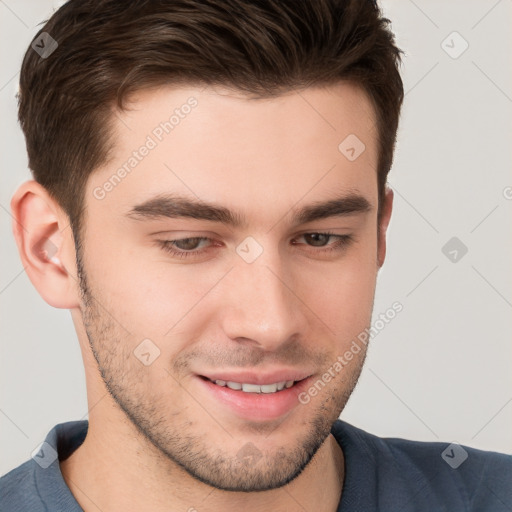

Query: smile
[208,378,296,394]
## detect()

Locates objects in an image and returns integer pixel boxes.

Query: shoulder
[331,420,512,511]
[0,420,87,511]
[0,459,44,510]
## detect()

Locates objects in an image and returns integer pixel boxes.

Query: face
[76,83,383,491]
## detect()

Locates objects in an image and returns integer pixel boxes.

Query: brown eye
[172,237,205,250]
[292,232,353,251]
[157,232,353,261]
[303,233,331,247]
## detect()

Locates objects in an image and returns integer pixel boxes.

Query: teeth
[211,379,295,393]
[242,383,261,393]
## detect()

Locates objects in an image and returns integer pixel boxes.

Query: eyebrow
[125,192,372,228]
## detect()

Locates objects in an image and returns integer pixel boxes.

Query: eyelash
[156,231,354,260]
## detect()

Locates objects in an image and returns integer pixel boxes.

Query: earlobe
[10,180,80,309]
[377,185,393,269]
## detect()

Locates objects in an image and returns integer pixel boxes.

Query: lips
[195,371,314,421]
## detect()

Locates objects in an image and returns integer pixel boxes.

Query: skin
[11,82,393,512]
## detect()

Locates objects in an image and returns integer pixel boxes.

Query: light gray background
[1,0,511,476]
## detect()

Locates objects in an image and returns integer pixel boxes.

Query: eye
[156,232,354,260]
[300,232,343,247]
[292,232,354,253]
[157,237,213,259]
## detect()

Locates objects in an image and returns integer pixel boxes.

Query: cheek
[84,220,377,347]
[85,244,229,353]
[297,239,378,337]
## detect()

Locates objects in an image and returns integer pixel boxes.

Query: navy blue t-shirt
[1,419,511,511]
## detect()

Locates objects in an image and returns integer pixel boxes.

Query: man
[1,0,510,510]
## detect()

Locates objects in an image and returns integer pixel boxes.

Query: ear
[377,185,393,269]
[10,180,80,309]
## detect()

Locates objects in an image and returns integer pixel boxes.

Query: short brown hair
[18,0,403,242]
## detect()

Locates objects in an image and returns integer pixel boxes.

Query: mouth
[200,376,303,394]
[195,373,313,421]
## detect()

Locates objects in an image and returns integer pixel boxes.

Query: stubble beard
[76,251,366,492]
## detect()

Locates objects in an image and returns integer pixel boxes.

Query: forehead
[87,83,379,224]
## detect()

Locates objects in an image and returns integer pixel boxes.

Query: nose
[219,251,310,352]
